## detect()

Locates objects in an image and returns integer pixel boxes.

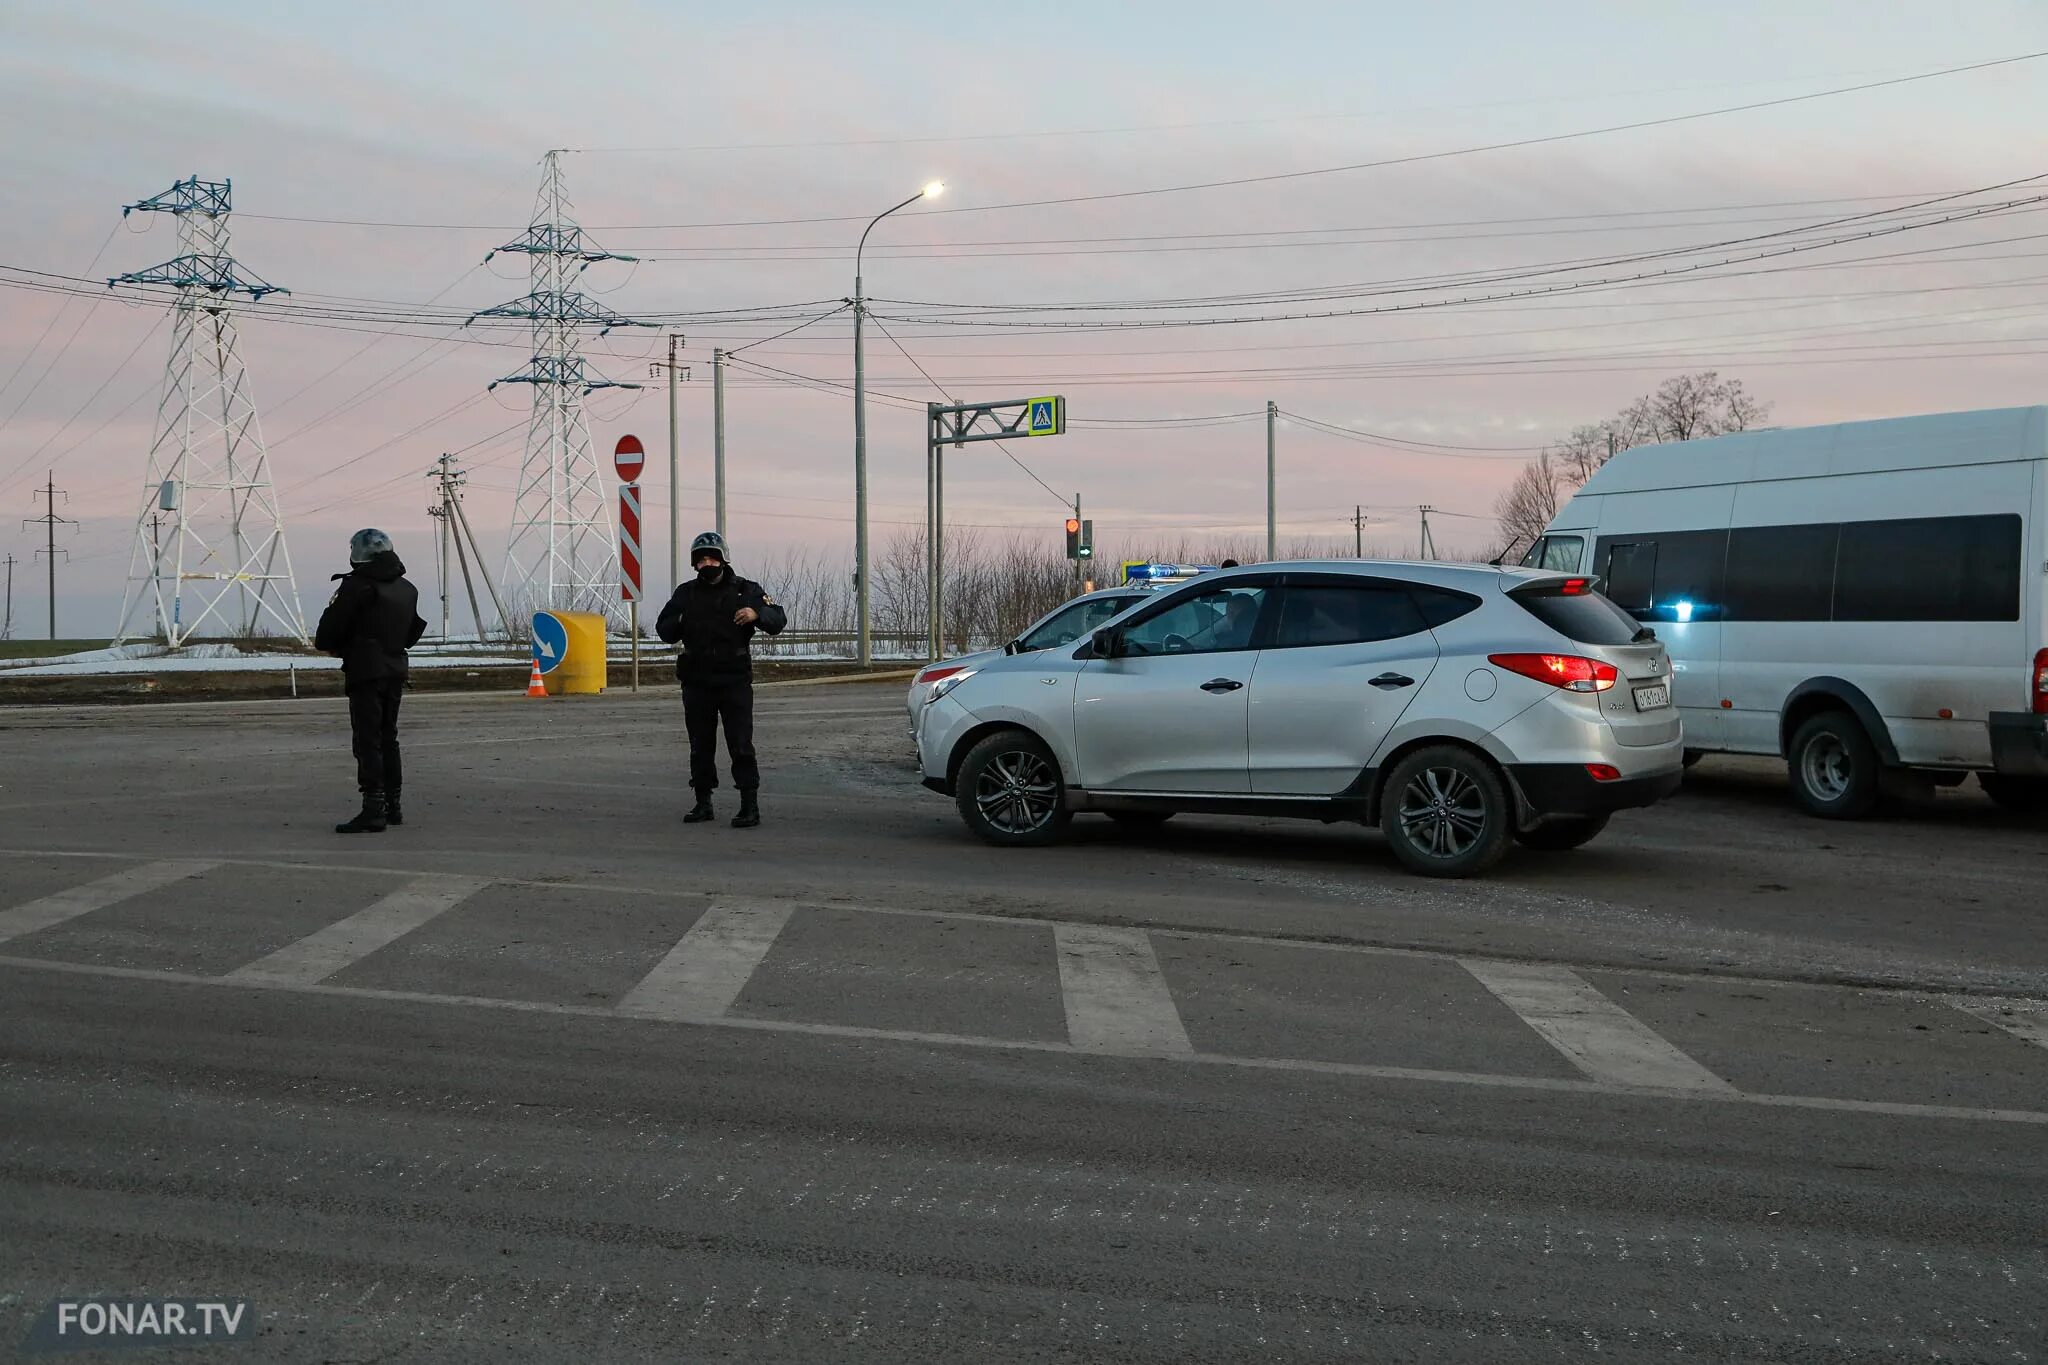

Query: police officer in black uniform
[655,531,787,827]
[316,529,427,834]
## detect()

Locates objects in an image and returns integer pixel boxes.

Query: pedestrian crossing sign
[1025,395,1064,437]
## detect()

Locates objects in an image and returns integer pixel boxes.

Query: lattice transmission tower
[474,151,649,631]
[109,176,308,646]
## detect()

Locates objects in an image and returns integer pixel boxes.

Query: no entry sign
[613,434,645,482]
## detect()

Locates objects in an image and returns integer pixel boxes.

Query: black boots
[685,791,757,826]
[384,788,404,827]
[336,790,387,834]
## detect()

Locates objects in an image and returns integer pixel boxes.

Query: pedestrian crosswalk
[1461,959,1734,1093]
[1,852,2044,1125]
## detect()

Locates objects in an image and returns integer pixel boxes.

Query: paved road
[1,685,2043,1360]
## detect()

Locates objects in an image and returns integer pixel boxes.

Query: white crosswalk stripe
[0,860,217,946]
[617,901,794,1021]
[1462,959,1733,1093]
[1054,924,1192,1054]
[228,875,489,985]
[1949,997,2048,1052]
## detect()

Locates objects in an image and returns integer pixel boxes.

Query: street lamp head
[922,180,946,199]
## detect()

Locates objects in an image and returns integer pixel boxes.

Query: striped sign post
[614,436,647,691]
[618,474,645,693]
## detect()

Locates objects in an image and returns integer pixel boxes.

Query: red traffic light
[1065,518,1081,534]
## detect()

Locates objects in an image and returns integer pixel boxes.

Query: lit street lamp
[853,179,943,667]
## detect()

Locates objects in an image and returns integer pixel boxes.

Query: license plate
[1632,683,1670,711]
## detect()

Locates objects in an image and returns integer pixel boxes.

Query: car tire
[1514,813,1610,851]
[1787,711,1882,820]
[1106,810,1175,832]
[1681,748,1704,769]
[955,730,1072,847]
[1379,745,1513,878]
[1979,773,2048,815]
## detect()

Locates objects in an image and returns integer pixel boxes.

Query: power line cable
[723,302,852,357]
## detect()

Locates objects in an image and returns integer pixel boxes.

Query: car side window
[1023,595,1140,651]
[1271,584,1427,648]
[1020,601,1093,652]
[1120,587,1268,657]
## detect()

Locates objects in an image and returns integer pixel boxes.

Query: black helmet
[349,528,394,563]
[690,530,728,564]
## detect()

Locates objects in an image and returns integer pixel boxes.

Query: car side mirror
[1090,627,1122,660]
[1003,639,1023,656]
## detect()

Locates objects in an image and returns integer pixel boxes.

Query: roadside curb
[757,669,919,689]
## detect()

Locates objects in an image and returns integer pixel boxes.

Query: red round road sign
[613,434,646,481]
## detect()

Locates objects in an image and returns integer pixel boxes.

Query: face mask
[695,562,723,582]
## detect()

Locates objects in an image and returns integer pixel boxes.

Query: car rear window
[1510,583,1644,645]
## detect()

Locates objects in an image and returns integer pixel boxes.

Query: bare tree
[1491,453,1564,561]
[1491,371,1771,558]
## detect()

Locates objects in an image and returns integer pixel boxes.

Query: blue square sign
[1025,395,1063,436]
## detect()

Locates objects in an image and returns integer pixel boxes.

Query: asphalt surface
[1,683,2044,1361]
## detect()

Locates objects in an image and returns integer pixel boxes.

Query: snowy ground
[0,640,929,678]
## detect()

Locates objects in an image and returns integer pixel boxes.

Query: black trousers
[347,679,405,793]
[682,677,756,793]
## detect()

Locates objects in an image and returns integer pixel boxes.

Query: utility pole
[1418,505,1437,561]
[2,553,15,640]
[648,338,690,592]
[428,455,455,640]
[25,473,75,641]
[1265,400,1277,561]
[712,347,727,540]
[1354,505,1364,558]
[667,333,682,588]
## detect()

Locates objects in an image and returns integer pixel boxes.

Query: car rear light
[915,664,969,687]
[1559,577,1591,596]
[1585,764,1622,782]
[2034,648,2048,716]
[1488,652,1618,693]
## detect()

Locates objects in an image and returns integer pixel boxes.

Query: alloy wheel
[1397,765,1489,859]
[974,750,1058,834]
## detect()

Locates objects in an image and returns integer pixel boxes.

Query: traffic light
[1078,519,1094,559]
[1065,517,1081,560]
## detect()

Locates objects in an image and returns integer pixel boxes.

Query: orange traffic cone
[525,657,547,698]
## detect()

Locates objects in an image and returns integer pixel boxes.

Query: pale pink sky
[4,1,2048,633]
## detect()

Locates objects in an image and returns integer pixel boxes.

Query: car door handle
[1369,673,1415,689]
[1200,678,1244,693]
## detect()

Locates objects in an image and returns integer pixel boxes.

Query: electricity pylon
[474,151,649,632]
[109,176,307,646]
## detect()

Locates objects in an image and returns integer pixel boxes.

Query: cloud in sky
[3,0,2048,633]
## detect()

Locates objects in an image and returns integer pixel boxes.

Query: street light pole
[853,180,943,668]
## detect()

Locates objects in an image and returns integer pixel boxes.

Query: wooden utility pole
[1354,505,1364,558]
[2,552,15,640]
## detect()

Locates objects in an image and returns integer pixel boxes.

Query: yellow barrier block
[532,610,609,695]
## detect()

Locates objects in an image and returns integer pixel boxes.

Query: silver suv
[913,561,1683,877]
[906,586,1149,735]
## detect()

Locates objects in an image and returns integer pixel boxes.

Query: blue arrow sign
[531,611,569,675]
